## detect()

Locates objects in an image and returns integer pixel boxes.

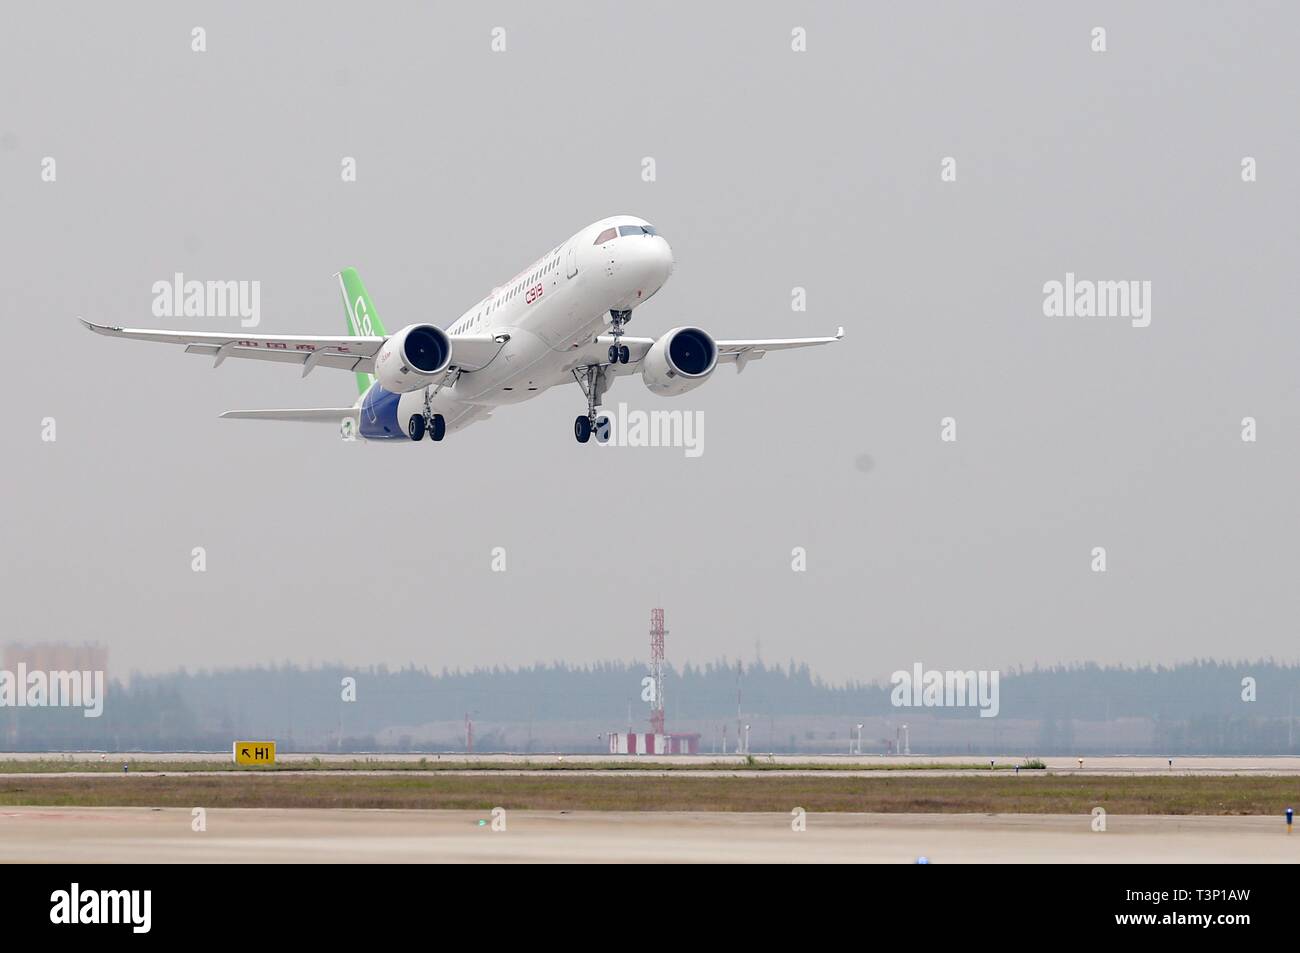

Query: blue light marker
[1287,808,1293,832]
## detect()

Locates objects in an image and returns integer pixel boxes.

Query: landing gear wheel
[574,415,592,443]
[429,414,446,442]
[407,414,426,441]
[618,345,630,364]
[608,345,619,364]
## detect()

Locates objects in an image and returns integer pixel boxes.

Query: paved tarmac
[0,807,1292,863]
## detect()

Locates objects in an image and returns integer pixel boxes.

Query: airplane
[82,215,843,444]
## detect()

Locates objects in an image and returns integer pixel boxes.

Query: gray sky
[2,2,1297,682]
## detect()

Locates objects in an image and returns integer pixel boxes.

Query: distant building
[608,731,700,755]
[667,732,700,755]
[3,642,108,676]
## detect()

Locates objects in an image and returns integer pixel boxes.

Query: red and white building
[608,731,700,755]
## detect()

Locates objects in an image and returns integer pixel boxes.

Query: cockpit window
[618,225,656,237]
[594,228,616,245]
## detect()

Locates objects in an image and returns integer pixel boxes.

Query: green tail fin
[336,268,388,395]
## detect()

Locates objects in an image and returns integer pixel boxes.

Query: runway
[0,807,1293,863]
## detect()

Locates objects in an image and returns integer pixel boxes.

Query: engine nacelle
[641,327,718,396]
[374,324,453,393]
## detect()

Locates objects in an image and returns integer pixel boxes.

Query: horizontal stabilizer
[219,408,360,423]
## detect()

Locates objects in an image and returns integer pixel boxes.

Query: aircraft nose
[631,234,673,286]
[654,236,674,282]
[610,231,674,303]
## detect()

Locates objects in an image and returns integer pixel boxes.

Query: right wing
[218,407,360,423]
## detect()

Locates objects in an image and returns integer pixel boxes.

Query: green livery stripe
[336,267,387,396]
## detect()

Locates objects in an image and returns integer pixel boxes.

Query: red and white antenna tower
[649,608,666,734]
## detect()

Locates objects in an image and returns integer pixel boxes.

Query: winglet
[835,326,845,340]
[79,317,125,335]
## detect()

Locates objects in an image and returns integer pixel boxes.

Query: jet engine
[640,326,718,396]
[374,324,453,393]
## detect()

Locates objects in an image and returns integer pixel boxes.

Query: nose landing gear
[607,309,632,364]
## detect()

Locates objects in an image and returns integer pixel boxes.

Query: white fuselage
[365,215,673,438]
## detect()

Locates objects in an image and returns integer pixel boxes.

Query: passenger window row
[449,247,566,335]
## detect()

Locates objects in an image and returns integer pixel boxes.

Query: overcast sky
[2,2,1297,682]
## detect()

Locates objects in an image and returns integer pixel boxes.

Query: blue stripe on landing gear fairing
[359,385,405,439]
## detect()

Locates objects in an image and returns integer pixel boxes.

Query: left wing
[712,326,845,370]
[79,318,504,376]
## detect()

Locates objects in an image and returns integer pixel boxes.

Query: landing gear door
[566,244,577,278]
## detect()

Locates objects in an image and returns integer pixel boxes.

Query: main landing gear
[408,385,447,441]
[607,309,631,365]
[572,364,609,444]
[408,413,446,441]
